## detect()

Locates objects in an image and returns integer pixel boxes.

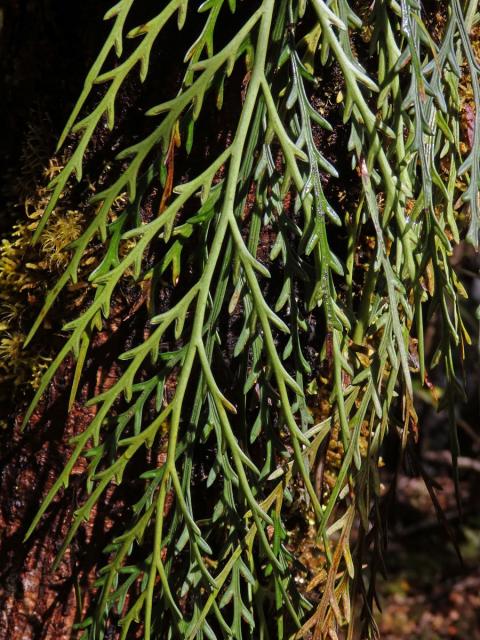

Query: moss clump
[0,158,87,391]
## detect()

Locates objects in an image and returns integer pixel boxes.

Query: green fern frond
[22,1,479,638]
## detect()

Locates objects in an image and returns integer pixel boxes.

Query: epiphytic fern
[22,1,479,638]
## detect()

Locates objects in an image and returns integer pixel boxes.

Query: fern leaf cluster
[21,1,479,638]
